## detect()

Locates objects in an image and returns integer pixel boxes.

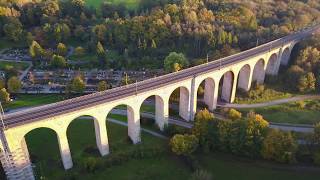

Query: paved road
[107,118,168,139]
[3,25,320,128]
[218,95,320,109]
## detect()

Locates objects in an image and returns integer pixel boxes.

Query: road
[218,95,320,109]
[3,24,320,128]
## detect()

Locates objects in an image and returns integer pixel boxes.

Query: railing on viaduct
[0,24,319,180]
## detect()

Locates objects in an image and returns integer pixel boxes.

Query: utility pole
[135,80,138,95]
[206,53,209,64]
[124,72,128,85]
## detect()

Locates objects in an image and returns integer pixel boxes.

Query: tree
[0,79,5,89]
[170,134,199,156]
[96,42,107,66]
[51,55,67,69]
[97,81,108,91]
[296,47,320,72]
[0,88,10,104]
[93,24,107,42]
[286,65,304,89]
[57,43,67,56]
[190,169,213,180]
[3,19,23,42]
[297,72,316,93]
[227,109,242,120]
[261,129,297,163]
[41,0,60,16]
[7,76,21,93]
[313,123,320,145]
[70,76,85,93]
[53,23,71,42]
[74,46,85,56]
[29,41,43,59]
[192,109,215,151]
[164,52,189,72]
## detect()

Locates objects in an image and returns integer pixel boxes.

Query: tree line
[1,0,319,70]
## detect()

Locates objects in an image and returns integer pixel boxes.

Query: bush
[227,109,242,120]
[81,157,102,173]
[192,109,215,152]
[164,124,189,137]
[313,122,320,145]
[295,101,306,109]
[314,150,320,166]
[170,134,199,156]
[261,129,298,163]
[190,169,213,180]
[140,117,155,126]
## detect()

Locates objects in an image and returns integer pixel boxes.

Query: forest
[0,0,320,70]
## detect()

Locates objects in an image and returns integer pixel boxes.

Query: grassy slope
[4,94,64,110]
[0,61,30,71]
[24,118,320,180]
[85,0,141,9]
[238,100,320,125]
[26,119,189,179]
[1,94,320,179]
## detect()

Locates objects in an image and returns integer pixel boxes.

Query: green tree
[97,81,108,92]
[57,43,67,56]
[7,76,21,93]
[0,79,5,89]
[96,42,107,66]
[74,46,85,56]
[164,52,189,72]
[190,169,213,180]
[192,109,215,151]
[313,122,320,145]
[170,134,199,156]
[297,72,316,93]
[70,76,85,93]
[261,129,297,163]
[296,46,320,72]
[3,19,23,42]
[51,55,67,69]
[0,88,10,104]
[53,23,71,42]
[29,41,43,59]
[286,65,304,89]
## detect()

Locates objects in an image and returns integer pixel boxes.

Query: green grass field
[4,94,65,110]
[24,119,189,179]
[11,118,320,180]
[0,61,30,71]
[1,95,320,179]
[85,0,141,9]
[238,100,320,125]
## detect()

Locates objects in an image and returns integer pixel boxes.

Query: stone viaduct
[0,25,319,180]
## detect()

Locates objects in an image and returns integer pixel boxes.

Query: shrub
[314,150,320,166]
[140,117,155,126]
[81,157,102,173]
[192,109,215,152]
[295,101,306,109]
[261,129,298,163]
[190,169,213,180]
[164,124,189,137]
[313,122,320,145]
[170,134,199,156]
[227,108,242,120]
